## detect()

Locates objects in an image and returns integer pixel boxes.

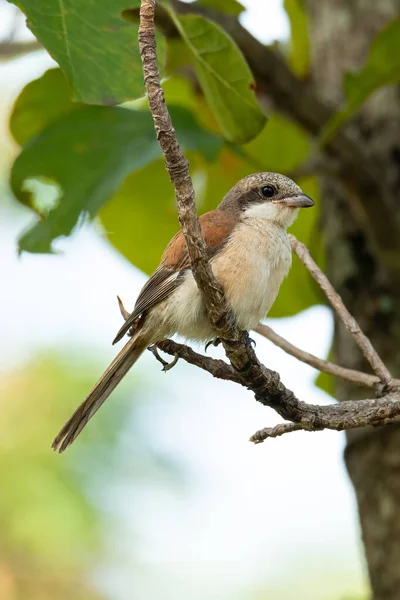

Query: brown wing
[112,210,235,344]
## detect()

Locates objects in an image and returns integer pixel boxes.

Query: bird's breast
[212,219,291,329]
[160,219,291,341]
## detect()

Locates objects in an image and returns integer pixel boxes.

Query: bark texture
[307,1,400,597]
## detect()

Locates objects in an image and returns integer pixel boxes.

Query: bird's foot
[205,338,222,352]
[148,344,179,372]
[244,332,256,348]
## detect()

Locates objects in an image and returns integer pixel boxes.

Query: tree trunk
[307,1,400,597]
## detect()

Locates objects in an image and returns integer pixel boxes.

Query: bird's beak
[273,194,315,208]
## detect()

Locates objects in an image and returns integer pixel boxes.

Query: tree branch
[289,235,393,385]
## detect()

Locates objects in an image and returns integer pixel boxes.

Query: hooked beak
[273,194,315,208]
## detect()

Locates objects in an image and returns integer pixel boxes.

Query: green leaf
[322,17,400,141]
[10,68,76,146]
[315,370,335,396]
[11,105,223,253]
[284,0,310,77]
[197,0,245,17]
[8,0,160,106]
[100,158,181,273]
[315,346,335,396]
[169,10,266,143]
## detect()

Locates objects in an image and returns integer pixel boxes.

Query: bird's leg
[205,338,222,352]
[148,344,179,372]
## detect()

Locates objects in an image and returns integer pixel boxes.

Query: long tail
[52,331,151,453]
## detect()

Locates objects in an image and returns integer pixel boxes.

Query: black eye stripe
[261,185,276,198]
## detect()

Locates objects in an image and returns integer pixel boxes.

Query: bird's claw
[205,338,222,352]
[148,345,179,372]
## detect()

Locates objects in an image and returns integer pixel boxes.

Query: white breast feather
[161,217,292,341]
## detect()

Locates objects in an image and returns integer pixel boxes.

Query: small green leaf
[10,69,76,146]
[8,0,161,106]
[315,346,335,396]
[169,11,266,143]
[284,0,310,77]
[197,0,245,17]
[315,370,335,396]
[322,17,400,141]
[11,105,223,253]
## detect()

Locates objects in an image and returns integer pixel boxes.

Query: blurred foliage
[322,17,400,140]
[284,0,310,77]
[7,0,163,106]
[197,0,245,17]
[0,349,179,599]
[0,355,117,599]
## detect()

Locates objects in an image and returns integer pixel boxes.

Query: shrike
[53,172,314,452]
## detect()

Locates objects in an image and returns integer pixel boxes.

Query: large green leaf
[11,105,223,253]
[7,0,160,106]
[169,10,266,143]
[284,0,310,77]
[322,17,400,140]
[10,68,76,146]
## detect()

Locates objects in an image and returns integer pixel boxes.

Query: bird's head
[218,172,314,228]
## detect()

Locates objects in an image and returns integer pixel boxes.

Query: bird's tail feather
[52,331,151,453]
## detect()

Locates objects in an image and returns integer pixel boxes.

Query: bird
[52,172,314,452]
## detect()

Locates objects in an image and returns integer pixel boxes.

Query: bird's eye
[261,185,276,198]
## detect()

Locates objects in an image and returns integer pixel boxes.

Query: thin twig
[250,422,304,443]
[289,235,392,385]
[255,323,380,388]
[0,40,42,60]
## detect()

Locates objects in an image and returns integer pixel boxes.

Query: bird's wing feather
[113,210,235,344]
